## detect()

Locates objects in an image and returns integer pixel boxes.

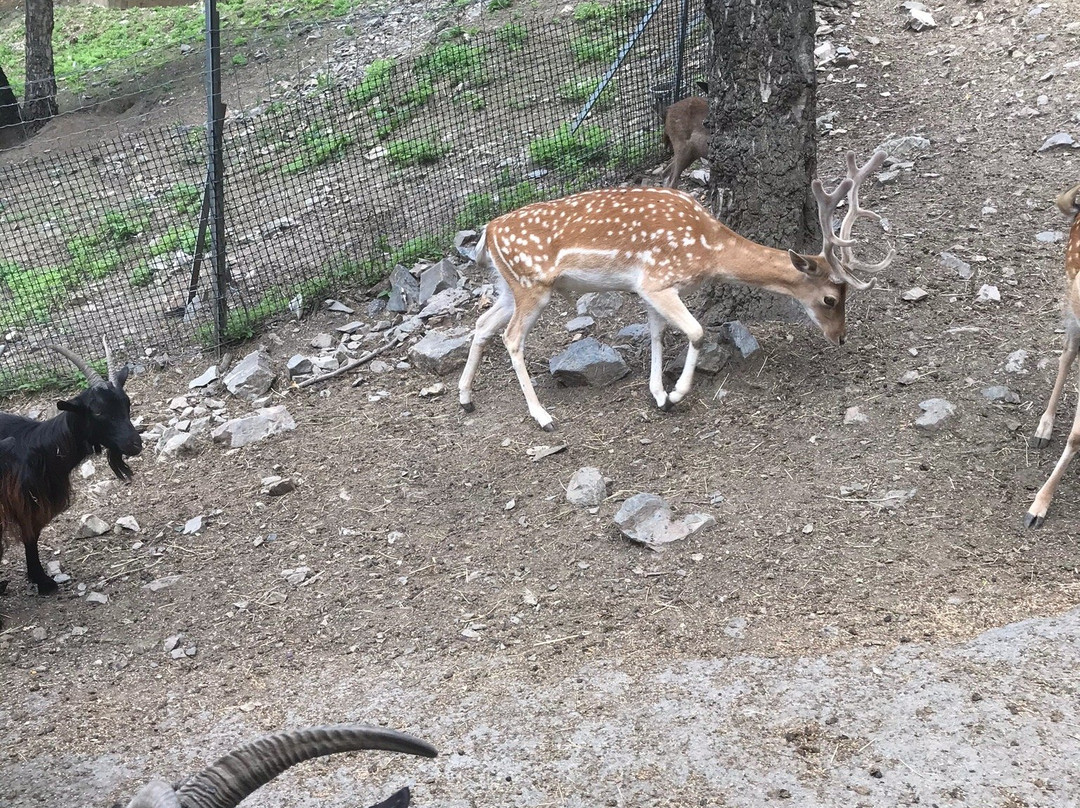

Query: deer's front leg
[1032,325,1080,448]
[645,308,670,410]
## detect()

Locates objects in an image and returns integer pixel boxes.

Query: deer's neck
[704,224,805,296]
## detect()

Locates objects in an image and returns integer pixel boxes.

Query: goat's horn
[174,725,437,808]
[47,344,105,388]
[123,781,183,808]
[102,337,118,386]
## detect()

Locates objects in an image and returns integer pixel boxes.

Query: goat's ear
[114,365,130,388]
[56,399,84,413]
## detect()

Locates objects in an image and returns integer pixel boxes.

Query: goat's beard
[107,448,134,481]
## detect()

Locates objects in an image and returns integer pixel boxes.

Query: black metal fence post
[204,0,228,350]
[671,0,692,103]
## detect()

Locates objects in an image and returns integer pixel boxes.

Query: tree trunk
[698,0,818,325]
[0,64,24,148]
[23,0,58,132]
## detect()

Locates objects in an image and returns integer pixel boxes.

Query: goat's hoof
[460,401,475,413]
[36,579,59,595]
[1023,511,1045,529]
[1029,436,1051,450]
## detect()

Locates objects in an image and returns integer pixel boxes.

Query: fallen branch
[296,337,404,389]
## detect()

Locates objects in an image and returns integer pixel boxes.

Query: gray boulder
[223,351,275,400]
[387,265,420,313]
[410,328,472,375]
[419,258,460,305]
[549,338,629,387]
[212,405,296,448]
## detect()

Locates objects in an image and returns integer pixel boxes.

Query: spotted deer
[458,150,895,430]
[661,93,708,188]
[1024,183,1080,528]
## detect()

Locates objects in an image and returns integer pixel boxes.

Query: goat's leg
[640,289,704,406]
[22,527,57,594]
[1026,374,1080,527]
[502,289,553,430]
[458,296,514,413]
[0,526,6,595]
[1032,324,1080,448]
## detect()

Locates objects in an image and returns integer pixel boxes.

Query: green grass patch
[558,76,617,109]
[347,59,435,139]
[129,263,155,287]
[415,42,489,86]
[494,22,529,52]
[527,123,610,173]
[487,0,513,10]
[0,0,372,96]
[390,233,451,266]
[283,125,354,174]
[0,261,81,327]
[455,181,543,230]
[150,226,198,257]
[570,34,619,64]
[163,183,203,215]
[387,138,452,166]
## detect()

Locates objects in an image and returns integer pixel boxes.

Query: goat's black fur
[0,347,142,604]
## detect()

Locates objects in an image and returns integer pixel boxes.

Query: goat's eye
[823,295,838,308]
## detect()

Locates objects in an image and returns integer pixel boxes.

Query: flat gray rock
[566,467,609,507]
[915,398,955,430]
[212,405,296,448]
[549,338,629,387]
[409,328,472,375]
[223,351,275,401]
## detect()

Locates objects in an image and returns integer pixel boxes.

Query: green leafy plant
[455,181,544,230]
[494,22,528,52]
[66,235,121,280]
[387,138,452,166]
[150,226,198,257]
[0,262,80,327]
[283,126,354,174]
[571,34,619,64]
[487,0,512,10]
[102,210,143,243]
[348,58,396,107]
[415,42,489,85]
[391,234,451,266]
[129,263,155,287]
[163,183,203,215]
[528,123,610,173]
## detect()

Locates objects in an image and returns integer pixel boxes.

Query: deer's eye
[823,295,838,308]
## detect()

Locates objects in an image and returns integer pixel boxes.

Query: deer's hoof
[460,401,475,414]
[1029,435,1051,450]
[541,422,556,433]
[1023,511,1045,529]
[659,398,675,412]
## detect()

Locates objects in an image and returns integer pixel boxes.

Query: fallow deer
[457,150,895,430]
[661,94,708,188]
[1024,183,1080,528]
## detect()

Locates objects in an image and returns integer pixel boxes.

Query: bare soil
[3,0,1080,805]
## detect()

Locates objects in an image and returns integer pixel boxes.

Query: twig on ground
[296,337,404,389]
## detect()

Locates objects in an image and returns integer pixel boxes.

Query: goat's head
[48,341,142,477]
[115,724,437,808]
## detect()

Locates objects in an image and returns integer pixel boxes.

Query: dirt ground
[3,0,1080,805]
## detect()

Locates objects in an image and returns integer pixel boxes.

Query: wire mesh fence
[0,0,710,395]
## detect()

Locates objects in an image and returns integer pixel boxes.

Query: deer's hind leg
[1032,318,1080,449]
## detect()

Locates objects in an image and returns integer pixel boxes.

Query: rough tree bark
[23,0,58,131]
[0,64,23,148]
[698,0,818,325]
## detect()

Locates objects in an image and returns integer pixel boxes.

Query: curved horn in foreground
[123,780,183,808]
[1057,183,1080,217]
[47,344,105,388]
[175,724,437,808]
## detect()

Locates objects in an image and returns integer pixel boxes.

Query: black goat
[0,343,142,596]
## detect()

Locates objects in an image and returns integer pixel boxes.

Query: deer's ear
[788,250,820,277]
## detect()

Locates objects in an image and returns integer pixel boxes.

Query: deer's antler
[813,150,896,290]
